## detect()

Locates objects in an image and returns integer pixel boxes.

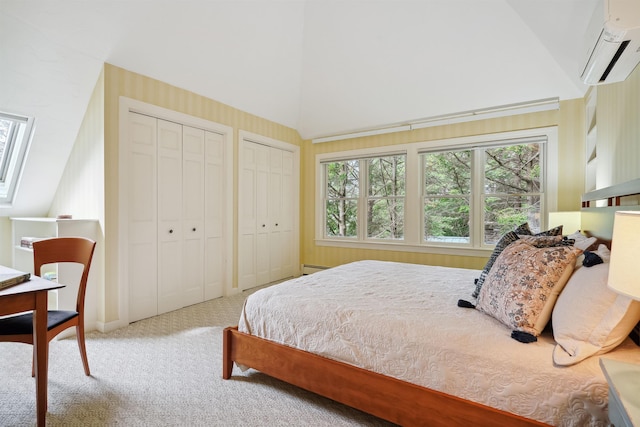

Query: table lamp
[608,211,640,301]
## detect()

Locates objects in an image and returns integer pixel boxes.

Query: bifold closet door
[157,119,184,314]
[182,126,205,307]
[238,140,295,291]
[127,112,159,323]
[127,110,229,323]
[275,148,295,280]
[204,131,226,300]
[238,141,260,290]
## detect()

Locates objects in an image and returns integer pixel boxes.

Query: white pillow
[552,263,640,366]
[565,230,597,251]
[591,243,611,263]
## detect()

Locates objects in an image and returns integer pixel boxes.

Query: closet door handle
[275,223,279,227]
[192,227,196,232]
[169,229,174,234]
[262,224,266,227]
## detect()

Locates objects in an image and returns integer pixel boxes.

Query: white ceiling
[0,0,598,216]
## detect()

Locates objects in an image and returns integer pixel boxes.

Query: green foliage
[325,142,542,243]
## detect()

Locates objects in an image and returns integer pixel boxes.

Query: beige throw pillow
[552,263,640,366]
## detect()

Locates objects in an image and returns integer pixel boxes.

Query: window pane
[424,150,471,195]
[326,160,359,198]
[367,199,404,239]
[485,144,541,194]
[423,150,471,244]
[0,118,13,178]
[424,197,470,243]
[484,195,541,244]
[326,199,358,237]
[368,155,405,196]
[325,160,359,238]
[366,155,405,241]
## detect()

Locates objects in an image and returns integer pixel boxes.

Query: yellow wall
[300,99,586,270]
[56,63,640,326]
[103,64,302,323]
[49,69,106,321]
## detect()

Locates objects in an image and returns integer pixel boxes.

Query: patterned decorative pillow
[472,224,566,299]
[538,225,564,236]
[517,223,564,237]
[518,235,565,247]
[472,231,570,299]
[514,222,532,235]
[472,231,519,298]
[476,240,581,337]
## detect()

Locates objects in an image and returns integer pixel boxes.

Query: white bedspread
[238,260,640,426]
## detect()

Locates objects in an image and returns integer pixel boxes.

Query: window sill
[315,239,492,257]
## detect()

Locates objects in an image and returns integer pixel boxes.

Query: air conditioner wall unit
[581,0,640,85]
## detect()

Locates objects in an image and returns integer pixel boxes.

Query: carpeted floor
[0,287,395,427]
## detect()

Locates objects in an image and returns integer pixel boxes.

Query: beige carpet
[0,287,396,426]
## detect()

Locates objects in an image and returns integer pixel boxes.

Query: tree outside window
[325,160,359,237]
[483,143,541,243]
[320,133,549,249]
[324,155,406,240]
[367,155,405,239]
[423,150,471,243]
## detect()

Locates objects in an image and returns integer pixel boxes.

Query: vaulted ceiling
[1,0,597,215]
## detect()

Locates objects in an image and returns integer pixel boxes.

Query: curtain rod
[311,97,560,144]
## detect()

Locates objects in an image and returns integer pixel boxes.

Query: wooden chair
[0,237,96,376]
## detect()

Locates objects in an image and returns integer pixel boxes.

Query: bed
[222,182,640,427]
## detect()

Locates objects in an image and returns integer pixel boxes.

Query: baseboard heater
[302,264,329,275]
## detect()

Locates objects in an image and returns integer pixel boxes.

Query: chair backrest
[32,237,96,313]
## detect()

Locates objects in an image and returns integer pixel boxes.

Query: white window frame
[0,112,34,206]
[315,127,558,257]
[323,153,407,241]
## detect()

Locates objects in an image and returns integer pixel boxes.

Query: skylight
[0,112,34,206]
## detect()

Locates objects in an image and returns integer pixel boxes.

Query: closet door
[182,126,205,307]
[238,139,295,290]
[238,141,259,290]
[204,131,225,299]
[255,143,271,286]
[268,147,284,281]
[124,102,232,324]
[279,149,295,279]
[268,147,295,282]
[157,119,184,314]
[127,112,158,322]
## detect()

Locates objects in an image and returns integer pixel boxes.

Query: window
[0,112,34,205]
[316,127,557,255]
[324,154,406,240]
[422,140,543,246]
[325,159,359,238]
[423,149,472,244]
[482,142,542,243]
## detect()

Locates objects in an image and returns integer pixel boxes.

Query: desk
[0,265,63,427]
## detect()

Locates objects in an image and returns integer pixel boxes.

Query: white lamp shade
[608,211,640,301]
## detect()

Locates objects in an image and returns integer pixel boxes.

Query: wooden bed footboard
[222,326,548,427]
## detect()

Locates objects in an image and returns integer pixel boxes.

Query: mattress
[238,260,640,426]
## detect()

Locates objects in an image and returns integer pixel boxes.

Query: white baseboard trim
[302,264,329,275]
[96,319,128,333]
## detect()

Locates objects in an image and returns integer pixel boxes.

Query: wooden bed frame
[222,326,546,426]
[222,180,640,427]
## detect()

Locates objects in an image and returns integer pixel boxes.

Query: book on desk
[0,272,31,290]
